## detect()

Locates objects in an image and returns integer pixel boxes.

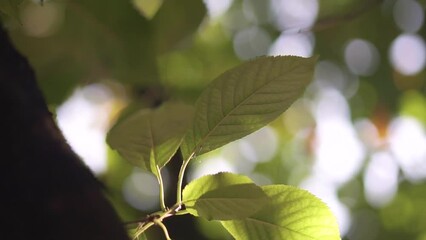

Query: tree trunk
[0,26,129,240]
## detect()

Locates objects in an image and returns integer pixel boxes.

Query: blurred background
[2,0,426,239]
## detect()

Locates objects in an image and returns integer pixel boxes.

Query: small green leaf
[182,172,269,220]
[181,56,317,161]
[107,102,193,173]
[221,185,341,240]
[132,0,163,20]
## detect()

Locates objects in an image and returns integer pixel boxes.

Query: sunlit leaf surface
[181,56,317,160]
[182,172,269,220]
[221,185,341,240]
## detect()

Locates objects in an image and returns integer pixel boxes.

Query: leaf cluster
[107,55,341,240]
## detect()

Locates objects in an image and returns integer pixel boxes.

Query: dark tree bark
[0,26,129,240]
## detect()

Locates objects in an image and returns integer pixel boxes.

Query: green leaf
[182,172,269,220]
[132,0,163,20]
[107,102,193,173]
[152,0,206,53]
[221,185,341,240]
[180,56,317,161]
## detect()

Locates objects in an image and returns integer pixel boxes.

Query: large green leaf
[180,56,317,160]
[182,172,269,220]
[221,185,341,240]
[107,102,193,173]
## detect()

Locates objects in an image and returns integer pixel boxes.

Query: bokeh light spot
[344,39,380,76]
[393,0,424,33]
[312,89,365,186]
[123,170,159,211]
[313,61,359,98]
[269,32,314,57]
[364,152,399,208]
[188,156,236,181]
[233,26,272,60]
[21,1,64,37]
[203,0,233,18]
[270,0,318,30]
[390,34,426,75]
[221,142,255,174]
[57,84,114,174]
[238,126,278,163]
[389,117,426,182]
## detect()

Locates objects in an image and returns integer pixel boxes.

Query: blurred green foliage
[1,0,425,239]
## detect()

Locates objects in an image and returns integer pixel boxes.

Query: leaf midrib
[187,60,299,159]
[148,115,158,169]
[183,196,265,205]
